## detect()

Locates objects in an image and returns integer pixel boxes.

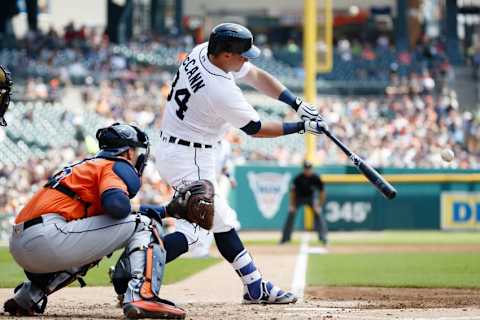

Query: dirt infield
[1,286,479,319]
[307,287,480,309]
[1,240,479,319]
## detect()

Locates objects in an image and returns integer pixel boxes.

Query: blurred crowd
[0,23,187,103]
[81,78,169,128]
[227,57,479,169]
[232,89,480,169]
[316,90,479,168]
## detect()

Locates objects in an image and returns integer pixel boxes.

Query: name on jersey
[183,56,205,93]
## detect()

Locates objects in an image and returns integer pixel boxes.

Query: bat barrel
[358,160,397,200]
[321,127,397,200]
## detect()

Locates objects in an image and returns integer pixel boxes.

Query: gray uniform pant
[9,213,154,309]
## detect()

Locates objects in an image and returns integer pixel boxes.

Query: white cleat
[242,281,298,304]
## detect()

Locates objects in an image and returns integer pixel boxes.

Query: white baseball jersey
[161,42,260,144]
[156,43,256,246]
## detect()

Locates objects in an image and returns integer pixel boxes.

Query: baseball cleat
[123,299,186,319]
[242,281,298,304]
[3,298,35,316]
[116,294,124,307]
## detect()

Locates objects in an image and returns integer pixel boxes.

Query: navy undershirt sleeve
[278,89,299,111]
[101,188,131,219]
[112,161,141,198]
[240,120,262,135]
[282,122,304,135]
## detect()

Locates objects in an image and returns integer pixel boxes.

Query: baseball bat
[320,127,397,199]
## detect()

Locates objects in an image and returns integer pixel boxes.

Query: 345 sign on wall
[324,201,372,223]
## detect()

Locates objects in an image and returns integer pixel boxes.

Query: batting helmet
[96,123,150,176]
[207,23,260,59]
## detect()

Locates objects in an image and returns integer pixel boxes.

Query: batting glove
[303,118,329,135]
[295,98,320,121]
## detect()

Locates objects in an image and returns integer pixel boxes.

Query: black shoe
[4,298,35,316]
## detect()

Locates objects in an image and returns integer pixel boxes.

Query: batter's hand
[295,98,320,121]
[303,118,328,135]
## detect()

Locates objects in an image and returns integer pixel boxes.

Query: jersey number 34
[167,70,190,120]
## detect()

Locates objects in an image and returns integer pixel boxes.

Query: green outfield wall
[233,165,480,231]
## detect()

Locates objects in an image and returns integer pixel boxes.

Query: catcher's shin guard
[110,216,185,319]
[111,220,166,300]
[139,243,165,300]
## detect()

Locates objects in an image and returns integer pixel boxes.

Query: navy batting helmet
[96,123,150,176]
[208,23,260,59]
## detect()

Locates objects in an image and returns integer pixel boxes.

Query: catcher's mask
[96,123,150,176]
[0,65,13,126]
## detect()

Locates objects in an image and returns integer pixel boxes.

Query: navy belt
[22,216,43,231]
[161,132,212,149]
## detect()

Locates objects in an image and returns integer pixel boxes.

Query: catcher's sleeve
[101,188,131,219]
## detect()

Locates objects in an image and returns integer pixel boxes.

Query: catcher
[0,64,13,126]
[3,123,213,319]
[110,180,215,302]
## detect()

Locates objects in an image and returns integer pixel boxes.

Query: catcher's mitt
[167,179,215,230]
[0,65,13,126]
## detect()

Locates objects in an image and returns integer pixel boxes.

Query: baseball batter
[155,23,327,304]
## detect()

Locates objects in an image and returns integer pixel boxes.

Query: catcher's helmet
[207,23,260,59]
[96,123,150,176]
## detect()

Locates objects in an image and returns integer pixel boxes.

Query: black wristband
[282,122,305,135]
[278,89,300,111]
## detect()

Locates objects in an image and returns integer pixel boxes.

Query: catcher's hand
[167,179,215,230]
[0,65,12,126]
